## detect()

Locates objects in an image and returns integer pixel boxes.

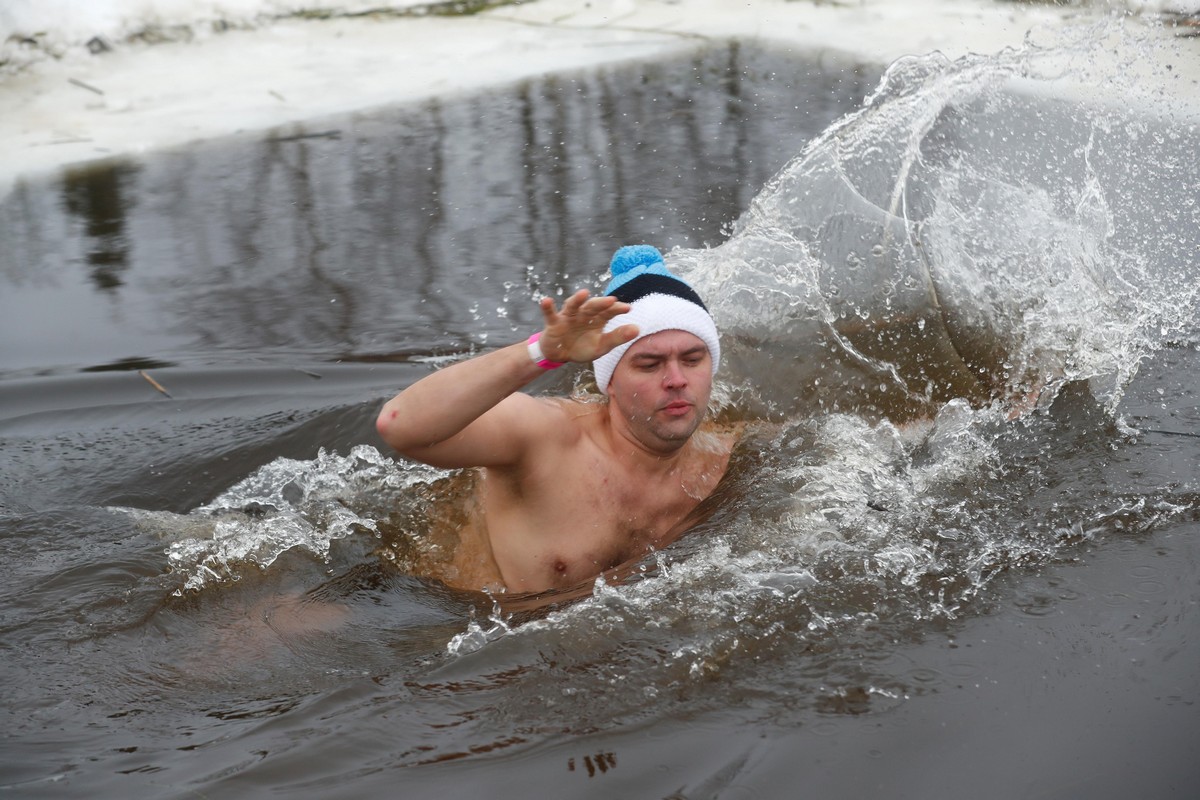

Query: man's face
[607,329,713,453]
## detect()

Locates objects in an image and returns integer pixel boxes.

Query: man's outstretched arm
[375,289,638,470]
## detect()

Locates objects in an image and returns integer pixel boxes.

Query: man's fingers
[538,296,562,328]
[578,296,629,321]
[562,289,590,316]
[541,292,626,321]
[538,292,631,360]
[601,300,631,319]
[539,290,589,323]
[600,324,639,351]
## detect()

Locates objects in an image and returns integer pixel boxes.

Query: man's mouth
[661,400,693,416]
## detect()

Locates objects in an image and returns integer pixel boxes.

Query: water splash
[117,445,446,593]
[108,24,1197,720]
[434,23,1200,687]
[426,399,1195,737]
[675,21,1199,420]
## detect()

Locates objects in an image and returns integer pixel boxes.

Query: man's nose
[663,360,688,387]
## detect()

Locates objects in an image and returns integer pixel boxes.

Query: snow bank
[1,0,1196,195]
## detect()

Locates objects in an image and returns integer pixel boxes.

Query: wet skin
[468,331,733,593]
[376,289,734,595]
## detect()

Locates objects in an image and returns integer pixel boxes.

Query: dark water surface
[2,36,1199,799]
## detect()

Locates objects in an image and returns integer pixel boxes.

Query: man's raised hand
[537,290,639,364]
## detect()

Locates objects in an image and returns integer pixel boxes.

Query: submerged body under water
[1,31,1198,799]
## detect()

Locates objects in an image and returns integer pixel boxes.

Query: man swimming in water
[375,245,735,595]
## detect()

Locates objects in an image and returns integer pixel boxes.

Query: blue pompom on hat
[593,245,720,394]
[604,244,674,293]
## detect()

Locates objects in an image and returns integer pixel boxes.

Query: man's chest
[481,455,704,590]
[557,449,700,536]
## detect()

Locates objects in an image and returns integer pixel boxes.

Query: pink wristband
[527,332,564,370]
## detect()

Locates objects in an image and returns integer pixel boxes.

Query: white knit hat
[592,245,720,395]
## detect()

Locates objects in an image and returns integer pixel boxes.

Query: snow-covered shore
[2,0,1197,194]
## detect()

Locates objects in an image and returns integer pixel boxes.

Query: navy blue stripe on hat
[608,273,709,311]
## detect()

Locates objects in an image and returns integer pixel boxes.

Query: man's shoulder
[546,394,605,416]
[506,394,602,444]
[483,396,600,483]
[697,419,746,449]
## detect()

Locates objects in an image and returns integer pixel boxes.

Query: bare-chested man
[375,245,736,595]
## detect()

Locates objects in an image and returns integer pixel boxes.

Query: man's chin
[650,412,703,443]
